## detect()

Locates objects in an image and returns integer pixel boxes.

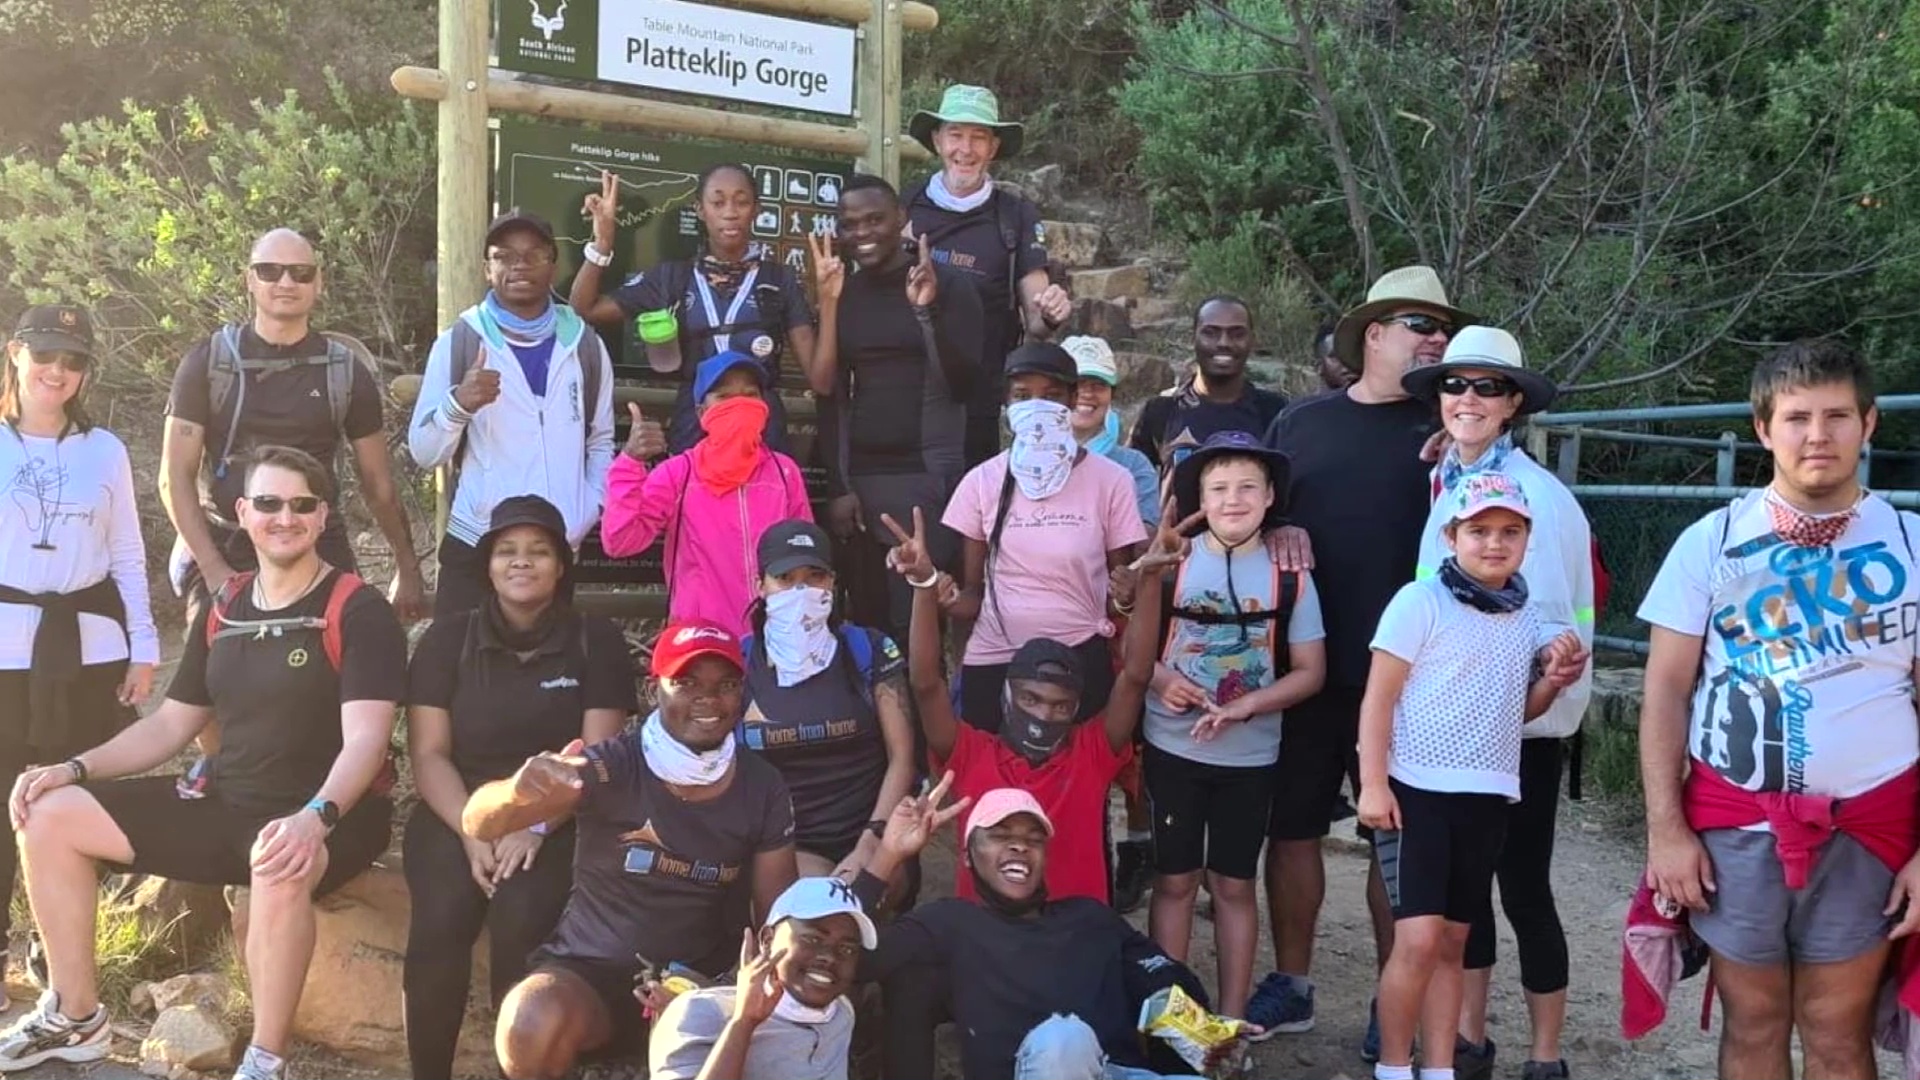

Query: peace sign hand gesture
[880,507,936,582]
[903,225,938,307]
[1131,498,1203,577]
[880,771,972,861]
[731,928,787,1027]
[584,170,619,250]
[808,229,845,304]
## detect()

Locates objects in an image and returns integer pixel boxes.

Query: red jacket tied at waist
[1683,763,1920,888]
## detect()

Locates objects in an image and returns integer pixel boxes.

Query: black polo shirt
[541,728,795,976]
[904,184,1049,364]
[1129,381,1290,474]
[408,609,637,789]
[167,327,383,520]
[738,625,905,854]
[167,570,407,820]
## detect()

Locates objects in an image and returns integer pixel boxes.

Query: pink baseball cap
[1445,471,1532,525]
[964,788,1054,838]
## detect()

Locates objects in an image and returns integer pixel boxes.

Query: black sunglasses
[1438,374,1519,399]
[1378,313,1456,338]
[248,494,322,515]
[28,351,90,373]
[251,262,319,285]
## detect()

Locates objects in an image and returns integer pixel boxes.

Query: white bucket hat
[1401,325,1557,415]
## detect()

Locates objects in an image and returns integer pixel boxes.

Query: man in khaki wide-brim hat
[904,85,1072,470]
[1251,266,1477,1049]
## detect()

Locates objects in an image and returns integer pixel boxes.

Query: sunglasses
[28,351,90,373]
[1378,313,1456,338]
[1438,374,1519,399]
[247,494,323,515]
[251,262,319,285]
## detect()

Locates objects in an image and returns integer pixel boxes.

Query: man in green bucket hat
[905,85,1073,468]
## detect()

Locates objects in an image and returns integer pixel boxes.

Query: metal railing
[1526,394,1920,656]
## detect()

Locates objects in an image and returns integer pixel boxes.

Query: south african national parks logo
[530,0,568,41]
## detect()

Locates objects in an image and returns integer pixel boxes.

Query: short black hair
[697,163,755,200]
[841,173,900,206]
[1313,318,1338,358]
[243,445,336,505]
[1193,294,1251,327]
[1750,338,1875,423]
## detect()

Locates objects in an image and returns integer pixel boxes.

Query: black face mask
[1000,699,1073,766]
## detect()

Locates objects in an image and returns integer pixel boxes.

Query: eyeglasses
[1378,313,1455,338]
[247,494,322,515]
[487,250,557,269]
[251,262,319,285]
[28,351,90,373]
[1438,374,1518,399]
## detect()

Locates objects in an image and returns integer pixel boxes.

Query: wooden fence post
[432,0,490,537]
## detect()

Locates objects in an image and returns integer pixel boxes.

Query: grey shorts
[1691,828,1894,967]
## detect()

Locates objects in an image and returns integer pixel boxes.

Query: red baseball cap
[651,622,745,679]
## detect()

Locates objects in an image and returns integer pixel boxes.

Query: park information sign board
[500,0,858,116]
[495,117,844,583]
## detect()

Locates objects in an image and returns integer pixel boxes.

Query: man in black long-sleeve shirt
[809,174,984,644]
[852,780,1232,1080]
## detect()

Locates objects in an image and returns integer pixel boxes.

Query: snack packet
[1138,984,1245,1074]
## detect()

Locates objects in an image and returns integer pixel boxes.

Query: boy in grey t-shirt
[1143,432,1329,1025]
[648,877,877,1080]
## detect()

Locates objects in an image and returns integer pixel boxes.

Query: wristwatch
[305,798,341,830]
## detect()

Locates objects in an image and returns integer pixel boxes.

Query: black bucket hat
[1170,430,1291,538]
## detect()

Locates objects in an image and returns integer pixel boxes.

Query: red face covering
[690,395,770,495]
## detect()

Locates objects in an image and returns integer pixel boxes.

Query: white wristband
[583,242,613,267]
[908,571,942,590]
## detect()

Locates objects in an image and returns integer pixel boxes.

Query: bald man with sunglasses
[161,228,426,692]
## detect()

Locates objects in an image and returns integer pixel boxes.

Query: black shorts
[522,953,650,1055]
[88,776,389,897]
[1144,743,1275,879]
[1371,779,1508,924]
[1268,685,1362,841]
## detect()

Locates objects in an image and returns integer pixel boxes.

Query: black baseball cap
[485,209,558,253]
[1003,342,1078,386]
[479,494,572,567]
[13,305,95,357]
[1007,638,1084,696]
[759,520,834,577]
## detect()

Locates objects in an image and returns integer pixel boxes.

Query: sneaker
[0,991,109,1072]
[1111,839,1152,915]
[1521,1059,1570,1080]
[1245,972,1314,1035]
[233,1045,288,1080]
[1361,998,1380,1062]
[1455,1035,1496,1080]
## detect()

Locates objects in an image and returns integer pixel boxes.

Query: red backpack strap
[319,572,365,672]
[205,571,256,649]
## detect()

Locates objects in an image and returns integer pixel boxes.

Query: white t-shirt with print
[1637,490,1920,798]
[1372,577,1561,800]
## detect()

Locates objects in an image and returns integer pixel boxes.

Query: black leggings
[1464,737,1569,994]
[402,810,575,1080]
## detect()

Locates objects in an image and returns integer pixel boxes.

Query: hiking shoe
[1455,1035,1495,1080]
[1245,972,1314,1035]
[0,991,108,1072]
[233,1045,288,1080]
[1522,1059,1570,1080]
[1111,839,1152,915]
[1360,997,1380,1062]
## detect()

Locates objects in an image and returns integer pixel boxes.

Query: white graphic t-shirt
[1638,490,1920,798]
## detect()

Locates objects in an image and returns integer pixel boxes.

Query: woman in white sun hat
[1061,335,1160,527]
[1402,325,1591,1080]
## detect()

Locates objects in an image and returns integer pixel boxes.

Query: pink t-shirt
[943,451,1148,665]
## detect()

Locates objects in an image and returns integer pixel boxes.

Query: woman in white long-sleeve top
[0,305,157,995]
[1404,326,1590,1080]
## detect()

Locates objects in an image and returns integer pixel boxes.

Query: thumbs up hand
[454,347,502,413]
[623,401,667,461]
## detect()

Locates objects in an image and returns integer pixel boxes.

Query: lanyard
[692,265,760,355]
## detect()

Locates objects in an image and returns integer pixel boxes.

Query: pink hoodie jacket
[600,451,814,636]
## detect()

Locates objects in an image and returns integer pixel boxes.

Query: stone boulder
[1131,297,1185,330]
[1110,351,1176,405]
[388,372,423,409]
[141,1004,236,1073]
[1587,666,1644,730]
[1069,265,1151,304]
[132,972,230,1017]
[1066,298,1134,344]
[103,875,230,970]
[233,861,496,1072]
[1041,221,1109,270]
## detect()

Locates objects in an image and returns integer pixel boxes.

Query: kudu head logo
[530,0,568,41]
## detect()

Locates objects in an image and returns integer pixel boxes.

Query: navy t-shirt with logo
[738,626,905,854]
[905,187,1049,364]
[541,729,795,977]
[407,610,637,790]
